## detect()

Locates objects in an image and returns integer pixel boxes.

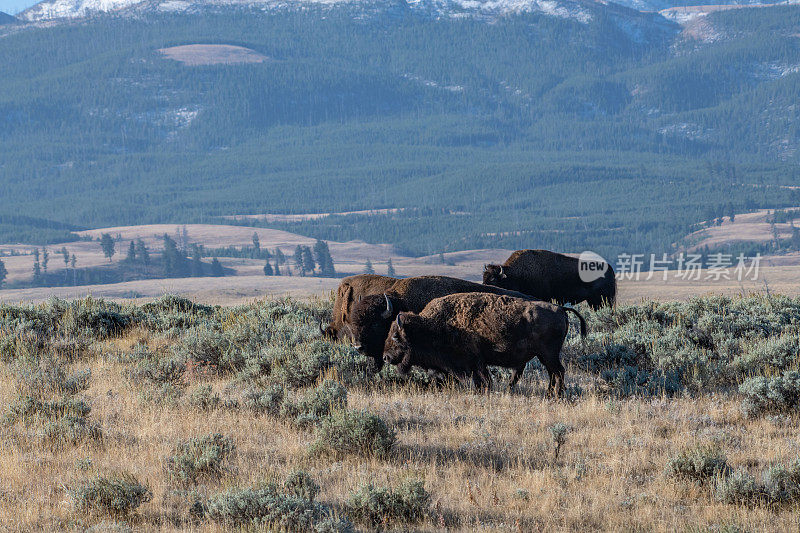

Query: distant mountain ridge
[0,10,17,23]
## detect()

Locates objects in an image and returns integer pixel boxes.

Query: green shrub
[283,469,320,502]
[733,335,800,374]
[715,459,800,506]
[72,473,152,515]
[11,356,91,398]
[345,479,430,527]
[205,484,352,532]
[4,396,91,424]
[739,371,800,418]
[165,433,234,485]
[666,446,731,482]
[241,385,285,415]
[187,384,221,411]
[283,380,347,426]
[310,409,396,459]
[43,415,102,445]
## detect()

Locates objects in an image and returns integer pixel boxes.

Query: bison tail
[563,307,587,339]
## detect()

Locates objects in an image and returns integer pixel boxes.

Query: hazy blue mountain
[0,11,17,23]
[1,2,799,258]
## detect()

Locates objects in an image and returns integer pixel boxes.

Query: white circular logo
[578,251,609,283]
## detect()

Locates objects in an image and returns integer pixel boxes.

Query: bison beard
[483,249,616,309]
[383,293,586,397]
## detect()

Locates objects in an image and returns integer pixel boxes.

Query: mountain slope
[0,4,799,258]
[0,11,17,23]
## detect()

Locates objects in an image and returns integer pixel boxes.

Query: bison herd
[321,249,615,396]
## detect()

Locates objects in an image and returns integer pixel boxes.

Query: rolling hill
[0,1,799,260]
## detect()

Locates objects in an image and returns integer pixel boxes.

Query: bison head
[383,313,414,372]
[482,264,508,288]
[348,293,401,371]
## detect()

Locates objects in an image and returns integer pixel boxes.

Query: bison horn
[381,293,393,319]
[396,313,403,330]
[499,266,507,278]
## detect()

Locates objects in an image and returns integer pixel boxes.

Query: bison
[383,293,586,396]
[348,275,534,370]
[321,274,397,341]
[483,249,615,309]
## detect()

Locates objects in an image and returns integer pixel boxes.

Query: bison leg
[508,364,526,391]
[472,366,492,393]
[542,360,565,399]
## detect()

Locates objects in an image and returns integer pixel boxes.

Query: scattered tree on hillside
[135,239,150,266]
[190,244,203,277]
[301,246,316,275]
[387,258,396,277]
[314,239,335,277]
[210,258,224,277]
[363,259,375,275]
[162,234,187,277]
[252,232,261,253]
[61,247,69,268]
[100,233,115,262]
[273,262,281,276]
[70,254,77,285]
[125,241,136,263]
[0,258,7,288]
[274,248,286,265]
[294,245,305,276]
[32,249,41,285]
[42,247,49,273]
[263,260,273,276]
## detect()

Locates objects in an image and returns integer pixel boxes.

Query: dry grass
[2,297,799,532]
[158,44,270,66]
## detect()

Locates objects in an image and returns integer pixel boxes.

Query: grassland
[1,293,799,532]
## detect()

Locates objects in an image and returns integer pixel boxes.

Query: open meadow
[1,292,799,532]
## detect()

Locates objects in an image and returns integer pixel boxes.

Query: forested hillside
[1,4,799,257]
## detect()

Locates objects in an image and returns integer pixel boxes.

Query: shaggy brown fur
[483,249,616,309]
[322,274,397,340]
[348,276,536,370]
[383,293,586,396]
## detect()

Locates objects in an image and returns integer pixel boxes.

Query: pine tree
[210,258,224,277]
[135,239,150,266]
[42,247,49,273]
[294,245,304,276]
[387,258,396,277]
[32,257,41,286]
[314,240,336,277]
[263,260,273,276]
[274,262,281,276]
[363,259,375,275]
[61,247,69,268]
[0,258,7,289]
[125,241,136,263]
[162,234,186,277]
[190,244,203,277]
[252,232,261,253]
[274,248,286,265]
[100,233,115,262]
[302,246,316,275]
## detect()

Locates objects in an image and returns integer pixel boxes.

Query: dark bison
[483,249,615,309]
[321,274,397,341]
[348,275,534,370]
[383,293,586,396]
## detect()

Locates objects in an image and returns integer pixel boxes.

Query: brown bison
[483,249,615,309]
[383,293,586,396]
[321,274,397,341]
[348,275,534,370]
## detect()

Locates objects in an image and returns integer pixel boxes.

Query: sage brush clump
[739,372,800,418]
[715,459,800,506]
[165,433,234,485]
[345,480,430,527]
[666,446,731,482]
[72,473,152,516]
[309,409,396,459]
